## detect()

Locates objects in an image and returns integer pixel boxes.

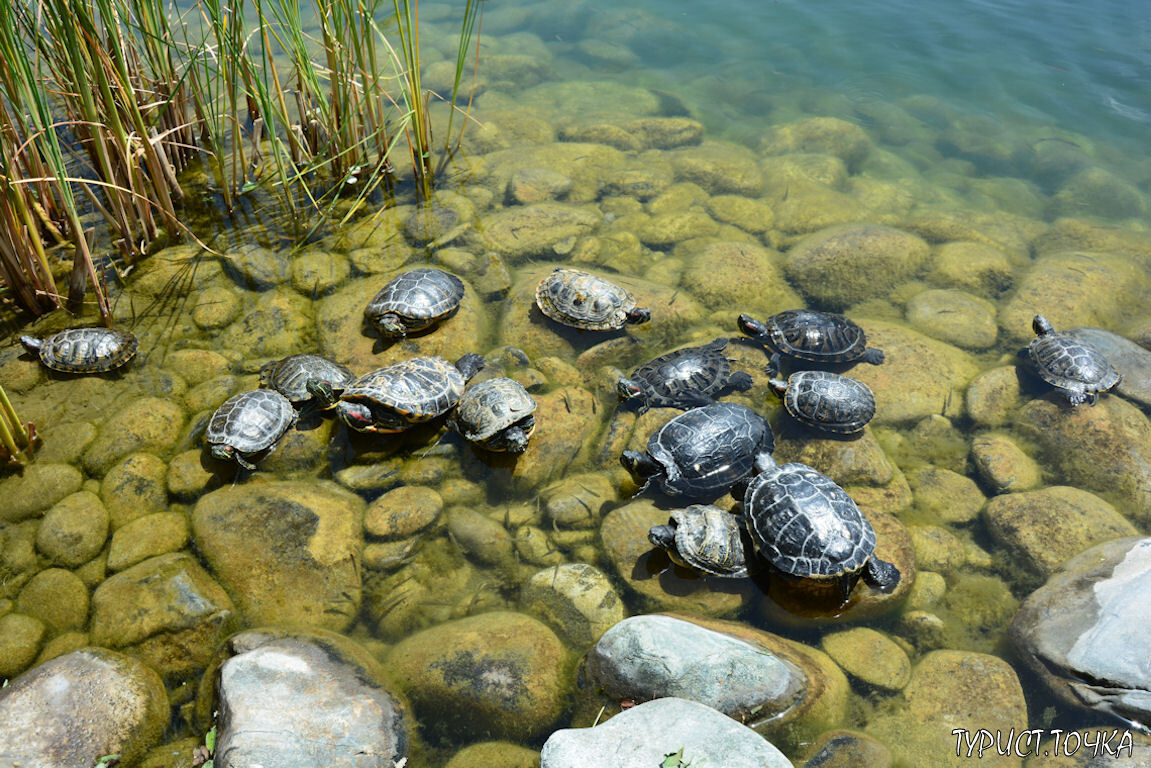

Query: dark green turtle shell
[649,504,751,578]
[742,310,883,365]
[776,370,876,434]
[535,268,649,330]
[365,268,465,335]
[259,354,355,404]
[743,461,874,581]
[337,354,483,433]
[618,338,753,411]
[1026,315,1120,405]
[205,389,297,460]
[20,328,138,373]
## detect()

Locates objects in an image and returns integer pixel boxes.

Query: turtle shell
[21,328,138,373]
[205,389,297,460]
[535,268,648,331]
[365,268,465,335]
[620,338,753,410]
[450,377,537,451]
[337,356,468,433]
[652,504,751,578]
[259,354,355,404]
[1027,316,1119,404]
[779,371,875,434]
[742,461,875,581]
[645,401,774,498]
[749,310,879,364]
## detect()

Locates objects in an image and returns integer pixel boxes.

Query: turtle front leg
[1064,390,1089,407]
[234,452,259,471]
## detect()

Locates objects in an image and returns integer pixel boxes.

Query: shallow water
[3,0,1151,765]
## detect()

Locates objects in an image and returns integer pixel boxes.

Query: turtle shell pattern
[624,338,745,408]
[260,354,355,403]
[743,462,875,581]
[365,268,465,333]
[761,310,871,363]
[205,389,297,456]
[450,377,537,446]
[781,371,875,433]
[535,268,642,331]
[663,504,750,578]
[25,328,138,373]
[646,401,774,498]
[1028,322,1120,401]
[341,356,467,427]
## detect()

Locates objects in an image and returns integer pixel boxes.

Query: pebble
[820,627,911,691]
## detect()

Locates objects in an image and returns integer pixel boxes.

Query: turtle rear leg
[727,371,754,392]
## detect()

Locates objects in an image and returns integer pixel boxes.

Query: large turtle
[770,370,875,434]
[535,268,651,331]
[450,377,538,453]
[738,310,884,372]
[1023,314,1120,406]
[205,389,297,470]
[620,401,774,500]
[365,267,465,337]
[648,504,755,579]
[259,353,355,409]
[616,338,754,413]
[740,455,900,603]
[20,328,138,373]
[336,353,485,434]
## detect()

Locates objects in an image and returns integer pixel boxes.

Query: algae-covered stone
[820,627,910,691]
[801,730,892,768]
[364,485,442,539]
[965,366,1022,428]
[784,224,930,310]
[476,202,602,262]
[100,452,168,529]
[290,249,351,296]
[707,194,775,234]
[223,287,313,357]
[543,472,616,529]
[16,568,89,634]
[447,507,515,569]
[668,141,765,196]
[129,244,220,296]
[445,741,540,768]
[36,490,110,567]
[930,241,1018,296]
[220,243,289,290]
[192,481,364,631]
[971,433,1042,493]
[0,612,46,678]
[106,511,190,572]
[680,241,800,317]
[496,386,600,493]
[625,117,704,149]
[82,397,186,475]
[90,552,237,680]
[192,285,241,329]
[1053,166,1147,220]
[773,426,895,488]
[521,563,625,647]
[636,210,718,246]
[0,462,83,523]
[167,448,221,500]
[507,166,573,204]
[984,486,1137,578]
[386,611,567,741]
[0,647,170,768]
[907,525,966,574]
[761,117,873,171]
[907,465,986,524]
[905,289,998,350]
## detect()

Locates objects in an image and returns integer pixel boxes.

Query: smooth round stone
[0,613,46,678]
[36,491,110,567]
[907,571,947,610]
[0,463,83,523]
[34,631,90,666]
[514,525,566,567]
[1067,326,1151,409]
[167,449,221,500]
[800,730,893,768]
[970,433,1042,493]
[773,427,894,488]
[907,525,966,574]
[290,249,351,296]
[445,741,540,768]
[364,486,443,540]
[931,241,1018,296]
[521,563,626,648]
[182,374,239,415]
[540,697,792,768]
[221,243,289,290]
[543,472,616,529]
[508,167,574,204]
[106,512,191,572]
[192,285,241,329]
[362,539,419,571]
[81,397,186,476]
[820,627,911,691]
[35,422,96,464]
[222,288,312,357]
[906,465,986,524]
[16,568,89,633]
[964,366,1022,429]
[161,349,232,386]
[447,507,515,569]
[100,452,168,529]
[905,288,998,349]
[680,241,801,317]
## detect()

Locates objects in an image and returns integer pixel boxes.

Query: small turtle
[648,504,755,579]
[740,455,900,603]
[450,377,538,453]
[617,338,754,413]
[259,354,356,409]
[365,267,465,337]
[20,328,138,373]
[770,370,876,434]
[738,310,884,372]
[535,268,651,331]
[337,353,485,434]
[1023,314,1120,406]
[621,401,775,500]
[205,389,297,470]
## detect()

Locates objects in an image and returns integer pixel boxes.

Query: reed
[0,383,39,467]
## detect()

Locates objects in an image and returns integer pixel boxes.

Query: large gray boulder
[540,697,793,768]
[1011,536,1151,729]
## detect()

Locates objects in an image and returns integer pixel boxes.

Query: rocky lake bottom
[3,1,1151,766]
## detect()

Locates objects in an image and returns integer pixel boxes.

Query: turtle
[449,376,538,453]
[205,389,297,470]
[336,353,485,434]
[1022,314,1120,406]
[616,338,755,413]
[648,504,755,579]
[738,310,884,372]
[20,328,138,373]
[535,268,651,331]
[365,267,465,337]
[769,370,876,434]
[259,353,356,409]
[620,401,775,500]
[739,455,900,603]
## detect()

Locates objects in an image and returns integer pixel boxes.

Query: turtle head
[209,443,234,463]
[454,353,486,382]
[863,556,901,594]
[768,377,788,398]
[647,523,677,551]
[502,425,531,454]
[616,377,646,404]
[621,450,662,480]
[625,306,652,325]
[18,335,42,355]
[305,379,338,408]
[337,401,376,432]
[1032,314,1054,338]
[373,312,408,338]
[737,313,768,338]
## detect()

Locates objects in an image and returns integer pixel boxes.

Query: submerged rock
[521,563,626,648]
[761,116,873,171]
[0,462,83,523]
